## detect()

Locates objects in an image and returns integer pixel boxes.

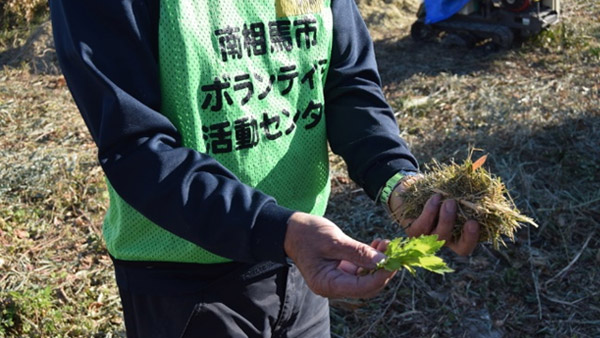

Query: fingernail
[445,200,456,213]
[466,222,478,234]
[372,252,386,265]
[431,194,442,206]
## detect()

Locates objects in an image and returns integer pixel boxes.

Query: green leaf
[416,255,455,274]
[376,235,454,275]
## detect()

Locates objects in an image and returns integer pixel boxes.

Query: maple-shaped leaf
[376,235,454,275]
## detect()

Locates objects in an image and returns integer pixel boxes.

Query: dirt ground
[1,0,599,336]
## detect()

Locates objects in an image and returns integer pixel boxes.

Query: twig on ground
[544,231,595,286]
[542,292,600,307]
[528,227,543,319]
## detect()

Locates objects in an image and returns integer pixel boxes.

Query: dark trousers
[113,260,330,338]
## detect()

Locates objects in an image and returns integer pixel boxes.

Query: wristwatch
[378,170,418,205]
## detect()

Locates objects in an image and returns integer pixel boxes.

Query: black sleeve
[49,0,294,264]
[327,0,419,199]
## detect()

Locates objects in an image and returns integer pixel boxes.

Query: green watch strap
[378,170,418,205]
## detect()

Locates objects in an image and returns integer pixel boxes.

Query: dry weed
[0,69,122,336]
[396,152,538,248]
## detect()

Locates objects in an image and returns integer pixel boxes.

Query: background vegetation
[1,0,47,29]
[1,0,599,336]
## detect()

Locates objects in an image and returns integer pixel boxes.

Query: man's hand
[388,179,480,256]
[284,212,395,299]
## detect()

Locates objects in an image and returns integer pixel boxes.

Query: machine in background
[411,0,561,48]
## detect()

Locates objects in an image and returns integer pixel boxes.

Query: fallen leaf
[15,229,30,239]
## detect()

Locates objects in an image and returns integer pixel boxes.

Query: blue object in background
[424,0,472,24]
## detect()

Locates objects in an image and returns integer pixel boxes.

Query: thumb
[333,236,387,270]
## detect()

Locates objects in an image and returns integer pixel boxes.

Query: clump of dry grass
[395,151,538,248]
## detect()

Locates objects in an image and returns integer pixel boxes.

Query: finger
[354,239,390,276]
[338,260,359,274]
[334,236,387,270]
[431,199,457,242]
[447,220,480,256]
[405,194,442,237]
[357,269,396,299]
[323,268,395,299]
[370,238,382,249]
[375,239,390,252]
[369,238,390,253]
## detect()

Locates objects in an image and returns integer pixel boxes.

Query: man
[50,0,479,336]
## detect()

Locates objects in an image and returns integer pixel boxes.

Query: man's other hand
[389,179,480,256]
[284,212,395,299]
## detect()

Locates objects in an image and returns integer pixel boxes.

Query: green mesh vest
[103,0,333,263]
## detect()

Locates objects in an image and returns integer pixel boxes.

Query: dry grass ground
[1,0,599,336]
[1,18,122,336]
